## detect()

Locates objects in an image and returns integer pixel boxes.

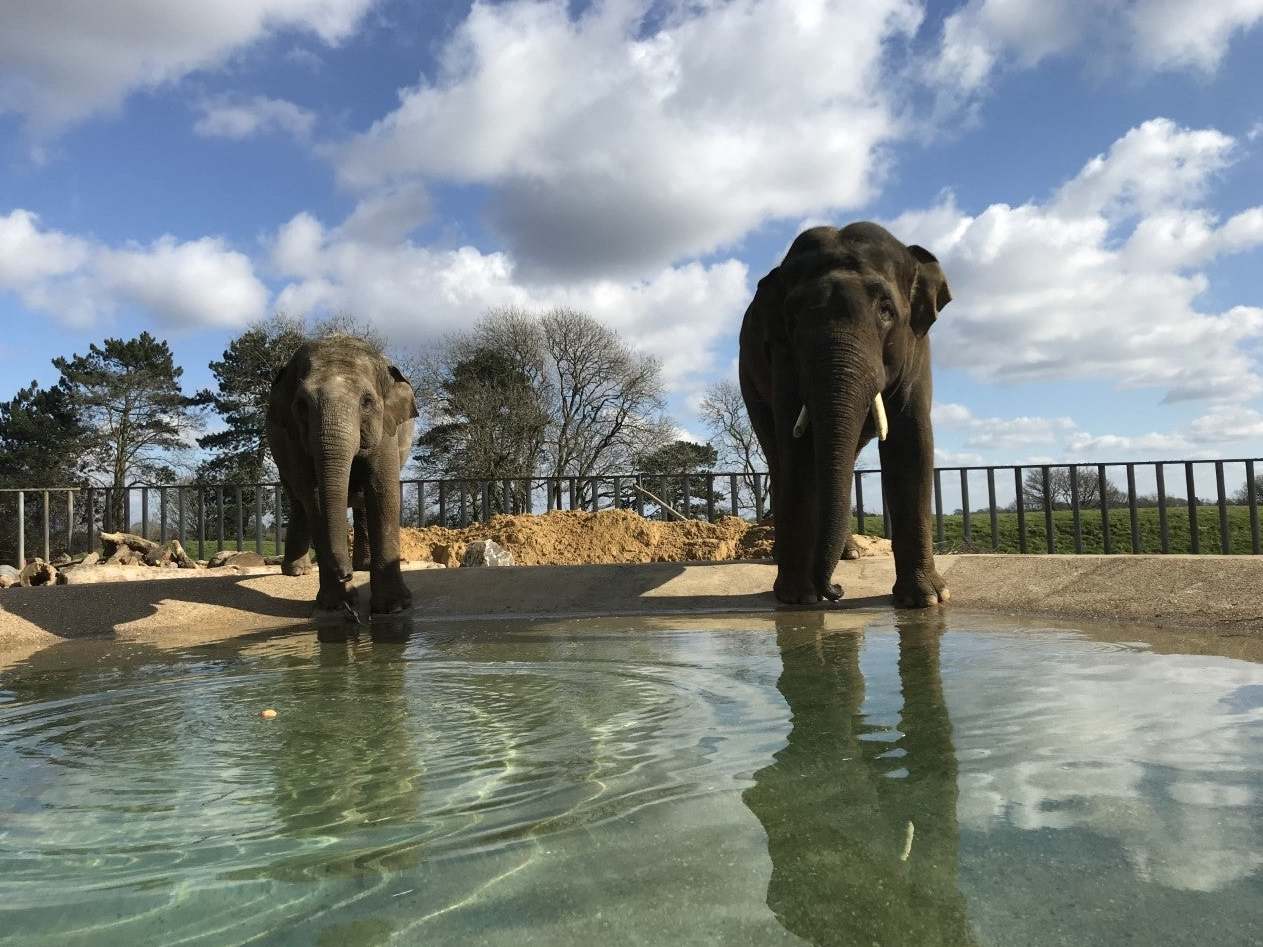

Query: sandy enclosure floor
[3,549,1263,661]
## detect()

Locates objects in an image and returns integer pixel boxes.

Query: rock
[208,549,235,568]
[78,551,100,568]
[19,558,59,587]
[61,563,151,585]
[99,531,160,557]
[843,534,894,559]
[225,551,267,568]
[264,554,285,566]
[0,564,20,589]
[432,543,464,568]
[160,540,198,569]
[52,553,71,566]
[461,539,514,567]
[105,546,134,566]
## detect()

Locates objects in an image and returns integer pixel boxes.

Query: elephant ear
[752,267,788,346]
[385,365,419,429]
[907,244,952,336]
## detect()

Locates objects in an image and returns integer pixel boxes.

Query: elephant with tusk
[739,222,952,607]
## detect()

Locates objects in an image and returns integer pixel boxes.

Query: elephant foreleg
[281,485,314,576]
[879,391,948,608]
[364,447,411,615]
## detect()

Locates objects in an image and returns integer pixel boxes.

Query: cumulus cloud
[335,0,923,279]
[0,209,268,328]
[929,0,1263,97]
[0,0,375,132]
[269,209,752,388]
[193,96,316,140]
[887,118,1263,403]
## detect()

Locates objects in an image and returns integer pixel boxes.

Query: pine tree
[192,315,307,483]
[0,380,89,563]
[53,332,199,528]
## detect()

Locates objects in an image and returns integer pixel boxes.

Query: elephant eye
[361,393,376,410]
[877,298,896,325]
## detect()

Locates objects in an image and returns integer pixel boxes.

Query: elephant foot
[841,537,861,561]
[370,582,413,617]
[315,580,359,622]
[892,568,950,609]
[283,556,313,577]
[774,574,843,606]
[352,548,372,572]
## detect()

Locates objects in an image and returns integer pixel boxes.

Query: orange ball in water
[260,709,278,719]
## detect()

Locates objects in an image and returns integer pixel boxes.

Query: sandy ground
[3,552,1263,663]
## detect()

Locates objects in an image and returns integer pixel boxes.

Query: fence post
[198,487,206,562]
[67,490,74,556]
[1014,467,1027,554]
[855,472,865,534]
[729,473,739,518]
[961,470,972,547]
[141,488,149,542]
[1069,466,1082,554]
[1215,461,1229,554]
[934,469,944,544]
[1185,462,1199,554]
[1156,465,1169,553]
[86,487,96,553]
[276,485,284,548]
[1127,464,1140,553]
[987,467,998,550]
[255,488,264,553]
[706,474,715,522]
[17,490,25,568]
[42,489,50,562]
[754,473,764,521]
[159,489,167,545]
[1246,459,1259,555]
[1098,465,1111,554]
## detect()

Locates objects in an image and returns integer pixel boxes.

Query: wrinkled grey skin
[739,222,953,608]
[267,335,418,617]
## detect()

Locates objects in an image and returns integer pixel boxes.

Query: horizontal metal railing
[2,457,1259,568]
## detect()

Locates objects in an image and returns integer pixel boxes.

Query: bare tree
[699,379,766,510]
[538,308,671,501]
[1022,466,1126,510]
[413,307,672,509]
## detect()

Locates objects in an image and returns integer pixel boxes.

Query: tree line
[0,309,765,556]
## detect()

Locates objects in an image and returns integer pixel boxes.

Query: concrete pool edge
[1,554,1262,657]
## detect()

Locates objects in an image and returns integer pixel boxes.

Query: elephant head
[278,335,417,585]
[760,223,951,599]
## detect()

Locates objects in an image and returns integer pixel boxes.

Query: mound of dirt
[398,509,778,567]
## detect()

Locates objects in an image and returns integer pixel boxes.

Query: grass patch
[851,505,1261,555]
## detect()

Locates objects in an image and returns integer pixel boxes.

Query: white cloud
[0,0,374,133]
[269,209,752,388]
[0,209,268,328]
[1186,405,1263,443]
[887,119,1263,403]
[193,96,316,140]
[930,0,1263,97]
[335,0,922,278]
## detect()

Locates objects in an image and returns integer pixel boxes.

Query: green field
[854,505,1262,555]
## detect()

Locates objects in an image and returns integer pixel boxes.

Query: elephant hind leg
[351,498,372,571]
[282,488,314,576]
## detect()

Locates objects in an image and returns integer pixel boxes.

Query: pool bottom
[1,610,1260,946]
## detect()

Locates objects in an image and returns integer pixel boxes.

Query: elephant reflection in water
[743,612,974,947]
[263,630,424,880]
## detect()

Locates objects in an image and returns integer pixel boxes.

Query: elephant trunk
[315,406,357,584]
[809,348,880,599]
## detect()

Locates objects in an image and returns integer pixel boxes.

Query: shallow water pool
[1,610,1261,945]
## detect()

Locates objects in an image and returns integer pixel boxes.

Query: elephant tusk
[873,392,888,442]
[792,404,809,438]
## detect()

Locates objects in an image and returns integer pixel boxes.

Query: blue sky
[2,0,1262,483]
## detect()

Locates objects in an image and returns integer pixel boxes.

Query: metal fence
[2,456,1259,568]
